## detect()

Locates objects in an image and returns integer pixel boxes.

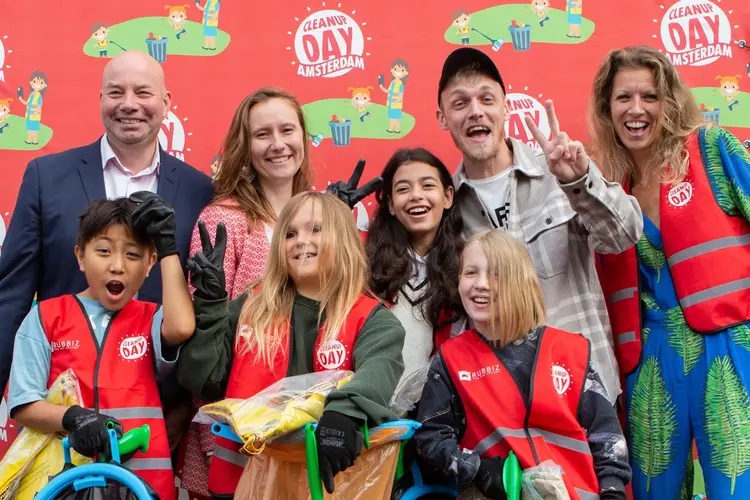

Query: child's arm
[579,364,632,499]
[159,254,195,345]
[414,353,481,488]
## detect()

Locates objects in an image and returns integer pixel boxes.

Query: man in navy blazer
[0,51,213,396]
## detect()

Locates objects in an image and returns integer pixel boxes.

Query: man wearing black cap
[413,47,638,499]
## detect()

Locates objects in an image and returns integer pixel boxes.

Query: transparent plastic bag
[0,369,92,500]
[521,460,570,500]
[388,362,430,417]
[194,370,354,454]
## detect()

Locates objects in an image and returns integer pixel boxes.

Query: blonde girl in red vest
[589,45,750,499]
[178,191,406,498]
[414,230,631,500]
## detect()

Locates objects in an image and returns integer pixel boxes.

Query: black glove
[326,158,383,209]
[186,221,227,301]
[129,191,178,261]
[315,411,364,494]
[62,405,124,458]
[473,457,507,500]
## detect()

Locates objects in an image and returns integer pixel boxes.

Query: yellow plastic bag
[196,370,353,454]
[0,369,91,500]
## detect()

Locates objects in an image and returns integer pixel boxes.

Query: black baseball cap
[438,47,506,104]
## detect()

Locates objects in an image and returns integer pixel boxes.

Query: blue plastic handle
[211,419,422,443]
[62,429,121,465]
[33,463,153,500]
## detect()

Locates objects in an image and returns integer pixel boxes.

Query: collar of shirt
[100,134,161,178]
[452,137,545,192]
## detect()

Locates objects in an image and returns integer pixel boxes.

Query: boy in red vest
[414,230,631,500]
[6,192,195,500]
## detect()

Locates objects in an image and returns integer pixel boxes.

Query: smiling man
[436,47,643,404]
[0,51,213,413]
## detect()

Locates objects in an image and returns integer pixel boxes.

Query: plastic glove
[474,456,507,499]
[186,221,227,301]
[326,158,383,209]
[315,410,364,494]
[129,191,178,260]
[62,405,123,458]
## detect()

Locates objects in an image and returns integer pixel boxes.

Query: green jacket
[177,292,406,425]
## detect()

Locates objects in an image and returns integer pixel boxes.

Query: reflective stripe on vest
[126,458,174,470]
[680,277,750,309]
[577,488,600,500]
[101,407,164,419]
[213,443,249,468]
[475,426,592,457]
[608,287,639,347]
[667,234,750,267]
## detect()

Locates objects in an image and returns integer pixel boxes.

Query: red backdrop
[1,0,749,466]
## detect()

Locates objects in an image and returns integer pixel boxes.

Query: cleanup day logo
[667,181,693,207]
[658,0,735,67]
[119,335,149,361]
[292,3,369,78]
[552,364,571,396]
[158,107,191,161]
[0,396,8,441]
[504,87,550,150]
[317,339,347,369]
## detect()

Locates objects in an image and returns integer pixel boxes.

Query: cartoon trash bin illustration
[329,115,352,147]
[699,103,720,124]
[146,33,168,63]
[508,21,531,51]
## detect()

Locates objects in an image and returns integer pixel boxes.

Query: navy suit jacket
[0,138,214,394]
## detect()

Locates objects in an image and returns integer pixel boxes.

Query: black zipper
[285,313,295,377]
[523,328,544,465]
[73,296,119,412]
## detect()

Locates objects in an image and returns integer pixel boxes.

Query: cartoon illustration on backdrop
[291,2,369,78]
[346,86,373,122]
[444,3,595,48]
[158,107,190,161]
[0,98,12,134]
[714,75,741,111]
[210,154,221,179]
[82,7,229,60]
[17,72,50,146]
[379,58,409,134]
[503,84,551,150]
[165,4,190,40]
[692,82,749,129]
[0,35,9,82]
[656,0,737,67]
[195,0,221,50]
[566,0,582,37]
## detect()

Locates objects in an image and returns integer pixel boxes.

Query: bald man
[0,51,213,408]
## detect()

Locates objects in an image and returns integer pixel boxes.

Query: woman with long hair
[590,45,750,499]
[366,147,466,384]
[178,87,313,499]
[178,191,405,498]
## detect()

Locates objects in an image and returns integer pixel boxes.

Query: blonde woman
[590,46,750,499]
[414,230,631,500]
[178,192,406,498]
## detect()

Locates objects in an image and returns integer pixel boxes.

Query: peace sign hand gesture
[525,100,590,184]
[326,159,384,208]
[186,221,227,301]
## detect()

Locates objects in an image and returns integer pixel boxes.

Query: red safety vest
[441,327,599,500]
[207,294,381,496]
[39,295,175,500]
[600,131,750,376]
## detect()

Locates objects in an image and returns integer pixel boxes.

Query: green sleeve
[324,304,406,425]
[176,293,247,401]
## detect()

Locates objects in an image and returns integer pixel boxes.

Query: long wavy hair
[366,148,465,328]
[462,231,546,346]
[212,87,313,230]
[237,192,374,367]
[588,45,706,186]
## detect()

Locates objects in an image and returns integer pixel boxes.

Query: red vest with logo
[441,327,599,500]
[207,294,381,496]
[39,295,175,500]
[600,131,750,376]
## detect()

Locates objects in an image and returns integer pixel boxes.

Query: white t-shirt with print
[466,168,512,231]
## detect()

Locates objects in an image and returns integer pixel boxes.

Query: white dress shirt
[101,135,160,200]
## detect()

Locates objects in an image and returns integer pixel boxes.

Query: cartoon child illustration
[452,9,471,45]
[379,58,409,134]
[566,0,583,38]
[532,0,551,27]
[348,86,373,123]
[17,71,48,145]
[0,98,12,134]
[165,5,190,39]
[195,0,221,50]
[91,23,110,57]
[716,75,741,111]
[210,154,221,179]
[0,98,13,134]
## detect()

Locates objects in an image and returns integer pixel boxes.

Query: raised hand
[186,221,227,301]
[525,100,590,184]
[326,158,384,209]
[129,191,178,261]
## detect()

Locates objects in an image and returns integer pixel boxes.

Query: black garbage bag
[48,462,160,500]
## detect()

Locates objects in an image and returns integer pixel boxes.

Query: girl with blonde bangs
[181,191,405,497]
[591,46,750,500]
[236,192,370,366]
[415,230,631,500]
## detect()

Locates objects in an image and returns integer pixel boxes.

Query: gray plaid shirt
[452,138,643,401]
